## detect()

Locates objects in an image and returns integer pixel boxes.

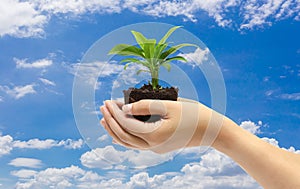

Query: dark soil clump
[123,84,178,122]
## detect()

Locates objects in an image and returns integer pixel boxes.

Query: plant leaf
[158,26,182,44]
[131,30,148,50]
[120,58,141,63]
[154,43,168,60]
[108,44,145,58]
[124,63,131,70]
[120,58,150,69]
[160,43,198,60]
[136,69,150,75]
[161,62,171,72]
[108,44,130,54]
[143,39,156,60]
[165,56,187,63]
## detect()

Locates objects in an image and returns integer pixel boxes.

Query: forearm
[212,117,300,189]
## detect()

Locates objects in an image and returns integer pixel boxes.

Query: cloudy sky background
[1,0,300,188]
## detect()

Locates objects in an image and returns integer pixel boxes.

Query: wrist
[188,104,227,148]
[211,117,238,153]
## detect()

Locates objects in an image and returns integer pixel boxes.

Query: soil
[123,84,178,122]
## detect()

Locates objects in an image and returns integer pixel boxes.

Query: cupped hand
[100,98,214,154]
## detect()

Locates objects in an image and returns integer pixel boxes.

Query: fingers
[122,100,168,116]
[100,105,149,149]
[100,99,205,154]
[105,100,163,134]
[112,100,124,108]
[100,118,137,150]
[177,97,199,104]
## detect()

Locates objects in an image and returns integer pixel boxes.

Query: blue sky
[0,0,300,188]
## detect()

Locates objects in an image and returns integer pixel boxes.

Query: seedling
[108,26,197,89]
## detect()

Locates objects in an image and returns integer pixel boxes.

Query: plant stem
[151,69,159,89]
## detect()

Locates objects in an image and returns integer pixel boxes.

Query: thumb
[122,100,168,116]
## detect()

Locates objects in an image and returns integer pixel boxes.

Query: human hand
[100,98,219,154]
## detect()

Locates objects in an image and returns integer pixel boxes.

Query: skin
[100,100,300,189]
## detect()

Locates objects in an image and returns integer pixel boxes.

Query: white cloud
[0,84,36,99]
[275,0,294,19]
[80,146,127,169]
[4,118,300,188]
[13,139,59,149]
[97,134,109,142]
[80,145,174,169]
[120,0,300,29]
[141,1,196,21]
[291,113,300,119]
[13,165,124,189]
[12,163,257,189]
[0,132,84,157]
[262,137,300,154]
[122,0,157,12]
[1,0,300,38]
[240,0,300,30]
[265,89,275,96]
[13,138,84,150]
[68,61,123,86]
[0,134,13,157]
[126,172,168,189]
[79,146,260,188]
[79,119,293,174]
[121,146,261,189]
[112,63,147,91]
[32,0,121,15]
[11,169,37,179]
[263,76,270,82]
[128,150,174,169]
[191,0,300,30]
[58,139,84,149]
[13,123,300,189]
[0,0,120,38]
[9,158,43,168]
[0,0,48,38]
[240,120,261,134]
[159,171,259,189]
[39,78,56,86]
[0,0,121,38]
[279,92,300,100]
[191,0,237,26]
[14,165,85,189]
[240,0,282,29]
[178,48,210,66]
[14,58,53,69]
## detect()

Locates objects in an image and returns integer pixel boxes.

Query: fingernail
[100,105,105,112]
[104,100,111,104]
[112,140,117,144]
[100,118,105,123]
[100,118,104,126]
[100,106,108,114]
[122,104,132,114]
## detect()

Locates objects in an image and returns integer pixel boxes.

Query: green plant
[108,26,197,89]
